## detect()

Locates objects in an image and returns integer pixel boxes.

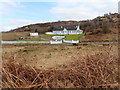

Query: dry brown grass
[2,32,30,41]
[3,44,117,69]
[80,28,118,42]
[2,45,118,88]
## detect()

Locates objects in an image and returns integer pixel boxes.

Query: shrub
[2,50,118,88]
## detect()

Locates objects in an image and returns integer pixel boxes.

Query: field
[40,34,84,40]
[2,44,118,88]
[18,34,84,41]
[2,32,84,41]
[2,32,30,41]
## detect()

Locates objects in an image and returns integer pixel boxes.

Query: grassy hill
[2,13,119,41]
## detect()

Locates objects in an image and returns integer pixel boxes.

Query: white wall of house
[46,26,83,35]
[52,30,83,35]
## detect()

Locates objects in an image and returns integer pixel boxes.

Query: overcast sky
[0,0,119,32]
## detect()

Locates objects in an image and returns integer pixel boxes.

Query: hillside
[2,13,119,41]
[8,13,118,33]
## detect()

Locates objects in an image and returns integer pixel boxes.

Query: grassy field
[2,44,118,69]
[2,44,118,88]
[41,33,84,40]
[2,32,30,41]
[18,33,84,41]
[2,32,84,41]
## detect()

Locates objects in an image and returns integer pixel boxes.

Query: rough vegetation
[2,44,118,88]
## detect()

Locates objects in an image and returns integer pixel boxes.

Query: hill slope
[2,13,119,41]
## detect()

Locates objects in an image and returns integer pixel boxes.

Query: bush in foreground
[2,51,118,88]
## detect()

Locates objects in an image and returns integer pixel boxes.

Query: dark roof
[53,25,79,31]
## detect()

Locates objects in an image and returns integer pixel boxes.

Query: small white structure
[50,40,62,44]
[63,40,79,44]
[30,33,38,36]
[52,36,65,40]
[50,40,79,44]
[46,26,83,35]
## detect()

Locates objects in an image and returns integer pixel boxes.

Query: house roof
[53,25,80,31]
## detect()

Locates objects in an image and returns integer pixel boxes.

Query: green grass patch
[18,33,84,41]
[41,33,84,40]
[41,34,63,40]
[64,34,84,40]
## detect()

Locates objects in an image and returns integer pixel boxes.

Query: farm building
[46,26,83,35]
[29,33,38,36]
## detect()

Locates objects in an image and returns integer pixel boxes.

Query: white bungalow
[46,26,83,35]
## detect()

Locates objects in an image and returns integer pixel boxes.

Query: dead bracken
[2,45,118,88]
